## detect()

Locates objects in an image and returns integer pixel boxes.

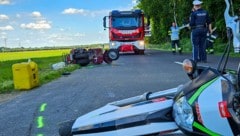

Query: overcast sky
[0,0,137,48]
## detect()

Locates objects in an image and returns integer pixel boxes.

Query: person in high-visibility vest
[168,22,182,54]
[206,29,217,54]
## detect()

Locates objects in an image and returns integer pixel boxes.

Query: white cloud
[49,34,64,39]
[0,25,14,31]
[0,14,9,20]
[48,33,73,41]
[20,20,51,30]
[1,32,7,35]
[31,11,42,18]
[132,0,137,5]
[62,8,86,15]
[62,8,110,18]
[0,0,10,5]
[16,14,21,18]
[74,33,85,37]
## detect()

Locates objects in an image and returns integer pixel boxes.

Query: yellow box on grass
[12,61,39,90]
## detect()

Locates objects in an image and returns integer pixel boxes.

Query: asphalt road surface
[0,50,239,136]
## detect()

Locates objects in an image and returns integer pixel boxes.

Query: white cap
[193,0,203,5]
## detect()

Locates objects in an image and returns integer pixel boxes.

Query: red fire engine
[103,9,150,55]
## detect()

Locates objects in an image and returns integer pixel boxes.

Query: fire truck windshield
[111,16,142,29]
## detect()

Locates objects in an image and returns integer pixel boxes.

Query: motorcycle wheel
[58,120,75,136]
[108,49,119,60]
[103,50,112,64]
[76,58,90,66]
[73,53,89,59]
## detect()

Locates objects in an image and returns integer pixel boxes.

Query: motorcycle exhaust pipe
[109,87,179,107]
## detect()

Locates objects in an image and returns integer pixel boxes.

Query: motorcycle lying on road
[59,0,240,135]
[59,56,240,136]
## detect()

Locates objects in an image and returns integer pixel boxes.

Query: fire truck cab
[104,9,150,55]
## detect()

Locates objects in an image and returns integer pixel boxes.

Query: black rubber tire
[58,120,75,136]
[103,50,112,64]
[134,49,139,55]
[139,50,145,55]
[73,53,89,59]
[62,72,71,76]
[108,49,119,60]
[135,49,144,55]
[76,58,90,66]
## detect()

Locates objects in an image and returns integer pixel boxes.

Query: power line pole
[4,38,7,48]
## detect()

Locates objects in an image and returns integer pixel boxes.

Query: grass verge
[147,38,240,58]
[0,56,80,93]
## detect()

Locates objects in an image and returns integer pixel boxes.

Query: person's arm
[179,24,189,30]
[208,23,213,33]
[205,11,213,33]
[189,12,195,29]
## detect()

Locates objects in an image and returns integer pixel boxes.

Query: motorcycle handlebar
[109,87,180,107]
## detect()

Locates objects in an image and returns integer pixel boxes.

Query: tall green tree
[137,0,240,44]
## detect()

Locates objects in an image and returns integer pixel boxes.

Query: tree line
[137,0,240,44]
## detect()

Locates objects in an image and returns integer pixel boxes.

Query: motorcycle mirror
[182,59,196,75]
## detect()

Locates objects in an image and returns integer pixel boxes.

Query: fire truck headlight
[139,41,145,46]
[111,42,115,46]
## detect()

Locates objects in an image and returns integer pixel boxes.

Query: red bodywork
[65,48,112,66]
[107,10,146,53]
[109,27,145,41]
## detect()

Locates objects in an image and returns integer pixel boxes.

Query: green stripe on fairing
[193,122,221,136]
[188,77,219,105]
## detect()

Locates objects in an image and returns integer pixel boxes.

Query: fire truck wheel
[134,49,144,55]
[108,49,119,60]
[139,50,145,55]
[76,59,90,66]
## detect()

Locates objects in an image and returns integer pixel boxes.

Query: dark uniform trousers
[190,8,210,62]
[191,27,207,62]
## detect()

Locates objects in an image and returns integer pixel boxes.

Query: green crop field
[0,49,71,61]
[0,49,80,93]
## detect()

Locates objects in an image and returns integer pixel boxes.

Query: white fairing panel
[198,77,233,136]
[74,122,179,136]
[72,99,180,136]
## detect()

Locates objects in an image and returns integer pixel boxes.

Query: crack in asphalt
[26,106,39,136]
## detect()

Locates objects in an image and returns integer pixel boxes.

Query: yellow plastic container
[12,61,39,90]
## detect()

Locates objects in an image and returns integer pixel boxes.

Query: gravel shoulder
[0,91,25,104]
